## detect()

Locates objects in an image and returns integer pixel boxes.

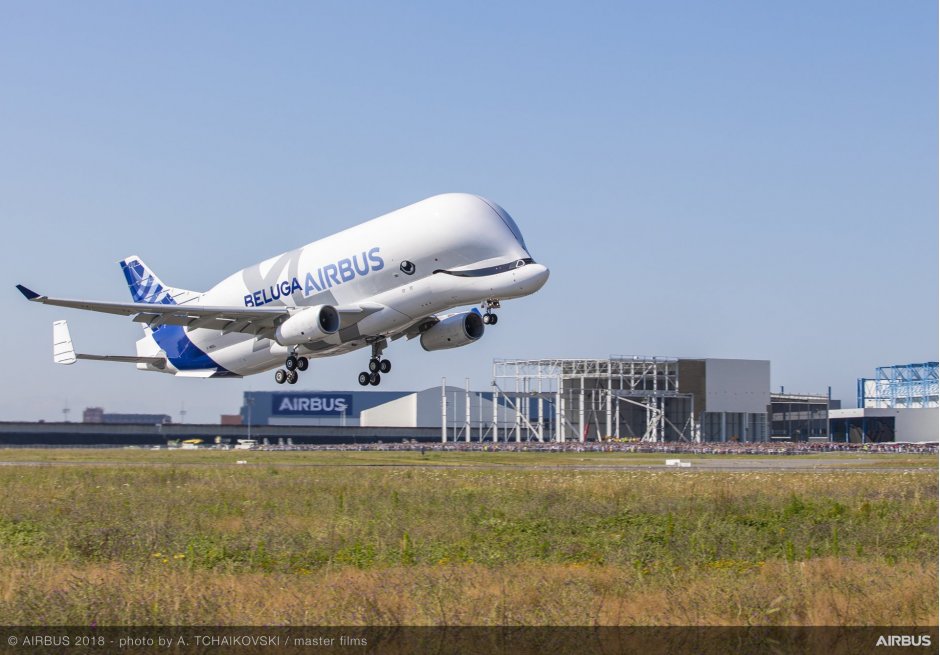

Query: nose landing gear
[482,298,501,325]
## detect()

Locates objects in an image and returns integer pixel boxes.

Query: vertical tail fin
[119,256,198,305]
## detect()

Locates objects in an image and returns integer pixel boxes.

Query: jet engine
[420,311,485,351]
[275,305,340,346]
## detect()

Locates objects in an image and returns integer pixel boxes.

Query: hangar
[241,390,410,427]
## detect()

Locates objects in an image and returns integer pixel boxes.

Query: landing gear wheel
[489,313,498,325]
[286,370,299,384]
[275,369,287,384]
[369,372,381,386]
[296,356,309,371]
[368,358,381,373]
[285,355,298,371]
[380,359,391,374]
[358,372,370,386]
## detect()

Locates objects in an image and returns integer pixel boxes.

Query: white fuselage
[139,193,549,376]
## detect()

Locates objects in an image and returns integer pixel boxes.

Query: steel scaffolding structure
[492,357,696,443]
[858,362,939,409]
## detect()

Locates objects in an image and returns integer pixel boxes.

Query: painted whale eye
[400,261,416,275]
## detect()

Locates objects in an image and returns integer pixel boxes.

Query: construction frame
[858,362,939,409]
[491,357,697,443]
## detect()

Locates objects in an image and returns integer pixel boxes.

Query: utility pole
[246,396,254,442]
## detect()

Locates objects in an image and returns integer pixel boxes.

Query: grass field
[0,449,935,625]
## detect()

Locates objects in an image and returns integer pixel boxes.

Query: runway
[0,454,934,473]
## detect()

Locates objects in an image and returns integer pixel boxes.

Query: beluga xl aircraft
[17,194,549,386]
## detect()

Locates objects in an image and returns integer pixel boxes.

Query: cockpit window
[481,198,528,251]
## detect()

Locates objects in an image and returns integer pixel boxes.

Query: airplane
[16,193,550,386]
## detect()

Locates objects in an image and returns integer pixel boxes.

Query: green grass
[0,450,935,625]
[3,465,930,571]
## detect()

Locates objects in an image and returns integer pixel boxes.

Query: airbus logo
[278,396,348,413]
[271,393,353,416]
[876,635,932,647]
[244,248,385,307]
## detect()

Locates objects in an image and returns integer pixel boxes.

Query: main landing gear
[274,352,309,385]
[482,298,501,325]
[358,341,392,387]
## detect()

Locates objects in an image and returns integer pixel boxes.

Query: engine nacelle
[420,311,485,352]
[275,305,340,346]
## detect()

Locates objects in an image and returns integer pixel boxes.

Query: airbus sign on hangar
[240,388,519,429]
[242,391,406,426]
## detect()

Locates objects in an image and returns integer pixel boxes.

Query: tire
[285,355,298,371]
[482,314,491,325]
[368,358,380,373]
[275,369,287,384]
[380,359,391,374]
[369,372,381,386]
[358,372,370,386]
[297,357,309,371]
[287,370,298,384]
[490,314,498,325]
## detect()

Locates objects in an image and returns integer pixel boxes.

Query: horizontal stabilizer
[51,320,166,369]
[53,320,77,365]
[75,354,167,368]
[174,370,221,378]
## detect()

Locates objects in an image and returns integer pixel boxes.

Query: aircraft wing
[19,285,382,339]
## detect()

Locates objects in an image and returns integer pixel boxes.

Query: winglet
[16,284,40,301]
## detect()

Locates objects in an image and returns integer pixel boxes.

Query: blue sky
[1,1,936,422]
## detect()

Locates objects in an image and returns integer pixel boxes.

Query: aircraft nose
[526,263,550,292]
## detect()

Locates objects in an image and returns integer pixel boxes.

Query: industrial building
[82,407,172,425]
[491,357,770,442]
[238,357,774,443]
[239,387,521,441]
[240,390,411,427]
[828,362,938,443]
[19,357,926,448]
[769,393,835,441]
[360,385,522,441]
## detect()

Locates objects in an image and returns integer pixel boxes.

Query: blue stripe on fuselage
[151,324,225,371]
[120,262,232,374]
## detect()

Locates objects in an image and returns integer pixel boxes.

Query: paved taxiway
[0,457,933,473]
